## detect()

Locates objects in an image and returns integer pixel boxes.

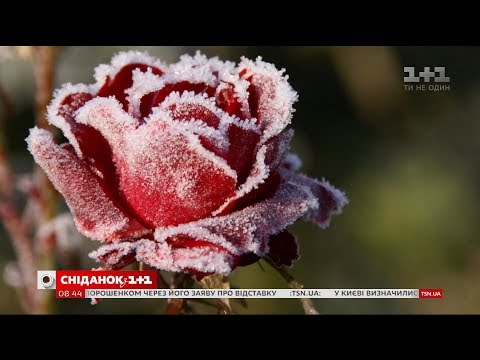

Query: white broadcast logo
[403,66,451,92]
[37,271,56,289]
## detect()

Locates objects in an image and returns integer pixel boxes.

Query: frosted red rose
[27,51,347,275]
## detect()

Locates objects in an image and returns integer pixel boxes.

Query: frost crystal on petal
[171,51,233,87]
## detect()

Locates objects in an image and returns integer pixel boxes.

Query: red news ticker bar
[55,270,158,291]
[419,288,443,299]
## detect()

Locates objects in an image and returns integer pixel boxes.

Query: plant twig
[166,273,185,315]
[264,258,319,315]
[0,81,39,313]
[33,47,57,132]
[0,85,14,119]
[33,46,58,222]
[156,271,170,289]
[33,46,58,314]
[0,203,38,312]
[0,47,58,314]
[0,84,14,197]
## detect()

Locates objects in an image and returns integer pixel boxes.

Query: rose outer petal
[214,129,293,216]
[239,57,298,140]
[26,128,148,242]
[280,168,349,229]
[154,180,319,257]
[90,239,235,275]
[52,89,127,198]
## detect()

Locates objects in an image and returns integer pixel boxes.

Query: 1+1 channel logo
[404,66,451,92]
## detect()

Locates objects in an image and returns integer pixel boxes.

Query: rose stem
[0,85,13,197]
[0,86,14,118]
[264,258,319,315]
[138,262,170,290]
[166,273,185,314]
[33,46,58,314]
[156,271,170,289]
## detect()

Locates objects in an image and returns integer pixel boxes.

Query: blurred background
[0,46,478,314]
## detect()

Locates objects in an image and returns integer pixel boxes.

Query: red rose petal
[226,123,261,184]
[98,63,163,111]
[57,92,118,189]
[58,92,94,121]
[159,92,261,182]
[90,239,235,275]
[140,82,216,119]
[154,180,319,259]
[167,102,220,129]
[26,128,148,242]
[240,57,298,140]
[158,93,229,158]
[75,98,237,228]
[216,85,244,119]
[215,130,293,215]
[246,74,270,121]
[48,87,151,231]
[47,85,95,156]
[167,235,229,252]
[96,248,137,270]
[232,172,281,213]
[117,122,237,228]
[88,241,138,269]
